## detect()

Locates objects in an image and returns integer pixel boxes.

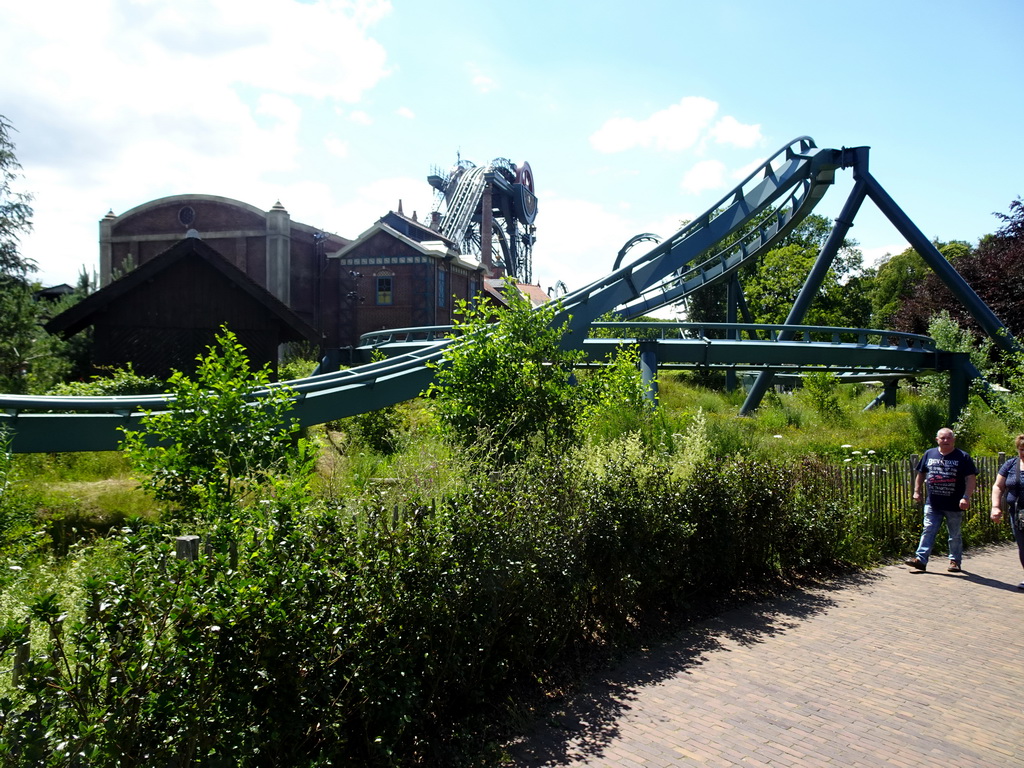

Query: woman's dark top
[998,457,1024,507]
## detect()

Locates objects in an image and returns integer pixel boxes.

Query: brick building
[83,192,542,374]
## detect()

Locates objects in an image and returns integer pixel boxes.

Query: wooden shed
[46,237,319,380]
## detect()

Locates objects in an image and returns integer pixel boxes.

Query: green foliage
[916,311,995,404]
[277,340,321,382]
[951,404,980,453]
[909,399,947,448]
[345,401,408,455]
[0,116,34,278]
[342,351,407,455]
[0,432,48,559]
[120,327,300,515]
[47,363,165,397]
[870,245,930,328]
[801,371,847,424]
[0,115,75,395]
[743,214,868,328]
[0,373,1016,764]
[580,345,666,445]
[671,407,713,482]
[426,283,587,465]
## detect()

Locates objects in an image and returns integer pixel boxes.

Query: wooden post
[12,642,29,687]
[175,535,200,561]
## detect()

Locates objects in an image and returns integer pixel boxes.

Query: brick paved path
[506,543,1024,767]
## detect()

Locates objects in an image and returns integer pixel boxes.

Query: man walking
[906,427,977,572]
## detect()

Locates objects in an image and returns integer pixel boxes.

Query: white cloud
[466,63,498,94]
[589,117,646,154]
[333,177,436,238]
[349,111,374,125]
[681,160,726,195]
[532,196,687,294]
[709,116,762,148]
[590,98,762,158]
[324,137,350,159]
[396,107,416,120]
[590,97,720,154]
[0,0,395,284]
[731,159,765,181]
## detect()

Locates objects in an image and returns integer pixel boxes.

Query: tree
[869,246,931,328]
[121,327,301,515]
[890,202,1024,342]
[742,214,868,327]
[0,116,34,278]
[426,283,589,465]
[0,116,40,392]
[0,115,71,393]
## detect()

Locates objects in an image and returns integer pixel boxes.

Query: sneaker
[947,561,961,573]
[904,557,927,571]
[1018,581,1024,590]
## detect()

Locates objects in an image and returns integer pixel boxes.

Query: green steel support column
[726,275,740,392]
[741,164,870,414]
[862,167,1016,353]
[883,379,898,409]
[639,340,659,404]
[946,352,973,425]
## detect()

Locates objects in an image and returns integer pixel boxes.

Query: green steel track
[0,138,1007,452]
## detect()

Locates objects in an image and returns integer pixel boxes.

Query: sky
[2,0,1022,301]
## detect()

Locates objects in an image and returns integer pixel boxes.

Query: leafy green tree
[0,116,39,392]
[0,116,33,279]
[887,240,977,335]
[869,245,930,327]
[426,282,589,464]
[120,326,301,515]
[0,115,74,393]
[743,214,868,327]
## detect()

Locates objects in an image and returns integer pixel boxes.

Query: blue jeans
[1010,506,1024,571]
[915,504,963,565]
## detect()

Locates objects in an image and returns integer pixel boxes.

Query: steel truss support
[741,146,1012,419]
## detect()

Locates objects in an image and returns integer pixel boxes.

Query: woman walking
[990,434,1024,590]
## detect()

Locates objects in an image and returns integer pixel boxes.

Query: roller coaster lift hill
[0,138,1012,453]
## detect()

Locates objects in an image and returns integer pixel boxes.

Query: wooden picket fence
[812,453,1010,543]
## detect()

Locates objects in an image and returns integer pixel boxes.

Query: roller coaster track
[0,137,1009,453]
[436,164,488,245]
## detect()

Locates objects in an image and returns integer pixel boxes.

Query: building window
[437,270,446,308]
[376,276,393,305]
[178,206,196,228]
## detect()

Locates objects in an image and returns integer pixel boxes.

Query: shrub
[801,371,847,424]
[46,363,164,397]
[119,327,301,517]
[426,284,587,465]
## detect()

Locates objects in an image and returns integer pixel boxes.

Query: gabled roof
[34,284,75,301]
[46,236,319,343]
[329,218,479,273]
[378,209,449,244]
[483,277,551,307]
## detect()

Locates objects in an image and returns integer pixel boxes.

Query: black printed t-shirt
[914,447,978,512]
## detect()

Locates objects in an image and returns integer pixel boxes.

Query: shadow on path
[505,570,882,767]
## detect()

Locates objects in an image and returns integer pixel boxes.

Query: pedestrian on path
[990,433,1024,589]
[906,427,977,572]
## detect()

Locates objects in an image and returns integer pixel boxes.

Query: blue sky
[2,0,1021,301]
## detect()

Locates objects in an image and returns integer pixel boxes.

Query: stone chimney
[99,209,117,287]
[266,200,291,305]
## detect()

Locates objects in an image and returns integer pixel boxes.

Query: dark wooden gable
[47,237,319,379]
